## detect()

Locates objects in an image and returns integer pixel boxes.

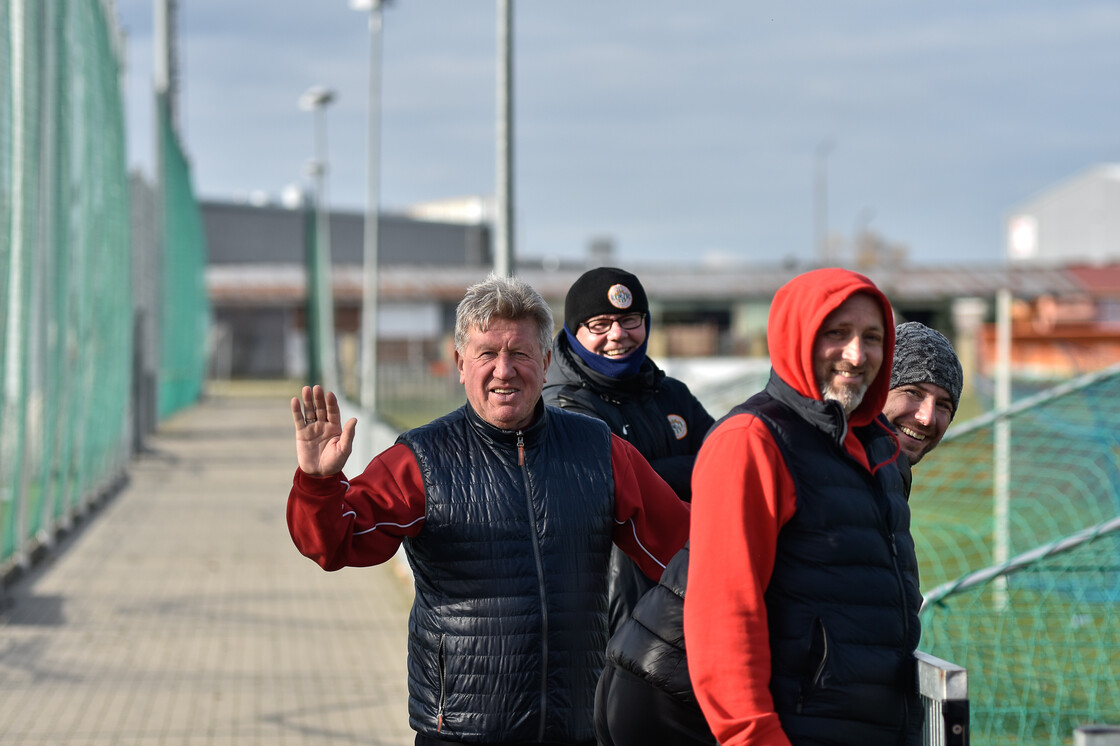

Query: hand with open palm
[290,385,357,476]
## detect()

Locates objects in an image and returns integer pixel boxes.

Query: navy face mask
[563,321,649,380]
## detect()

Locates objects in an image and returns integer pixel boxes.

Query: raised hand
[291,385,357,476]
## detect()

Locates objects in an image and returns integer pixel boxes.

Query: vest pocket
[796,617,830,713]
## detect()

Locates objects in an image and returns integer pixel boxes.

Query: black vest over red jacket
[742,374,923,745]
[397,402,614,743]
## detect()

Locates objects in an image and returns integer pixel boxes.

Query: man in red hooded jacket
[684,268,923,746]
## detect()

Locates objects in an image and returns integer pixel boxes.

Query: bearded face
[812,294,885,417]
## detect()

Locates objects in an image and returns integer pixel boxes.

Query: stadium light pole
[494,0,514,276]
[814,139,834,266]
[299,85,339,391]
[351,0,385,420]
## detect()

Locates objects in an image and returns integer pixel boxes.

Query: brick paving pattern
[1,384,414,745]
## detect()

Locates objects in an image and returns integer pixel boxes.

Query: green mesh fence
[157,95,210,419]
[1,0,132,569]
[913,364,1120,744]
[920,521,1120,744]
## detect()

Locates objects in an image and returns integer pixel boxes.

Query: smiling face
[812,293,885,417]
[883,381,954,465]
[574,313,648,360]
[455,316,550,431]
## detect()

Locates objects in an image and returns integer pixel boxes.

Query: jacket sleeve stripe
[353,515,426,536]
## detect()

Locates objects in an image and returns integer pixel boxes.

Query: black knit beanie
[564,267,649,331]
[890,321,964,416]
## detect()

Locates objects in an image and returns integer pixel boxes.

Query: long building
[203,191,1120,392]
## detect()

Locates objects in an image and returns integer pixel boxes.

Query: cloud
[115,0,1120,266]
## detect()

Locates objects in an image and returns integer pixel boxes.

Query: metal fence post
[916,651,969,746]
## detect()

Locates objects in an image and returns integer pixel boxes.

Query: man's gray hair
[454,274,554,355]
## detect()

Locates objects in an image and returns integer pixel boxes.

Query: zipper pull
[517,433,525,466]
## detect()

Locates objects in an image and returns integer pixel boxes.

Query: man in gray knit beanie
[883,321,963,466]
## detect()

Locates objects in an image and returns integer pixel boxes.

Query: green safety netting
[2,0,208,572]
[2,0,131,568]
[913,365,1120,744]
[157,93,209,419]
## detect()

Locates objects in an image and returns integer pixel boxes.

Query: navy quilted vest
[397,402,615,743]
[734,375,922,745]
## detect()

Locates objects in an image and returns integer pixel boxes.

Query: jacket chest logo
[668,414,687,440]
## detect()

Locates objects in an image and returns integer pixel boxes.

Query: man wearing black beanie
[543,267,714,628]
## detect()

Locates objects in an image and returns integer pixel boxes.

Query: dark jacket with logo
[397,403,614,743]
[543,333,713,499]
[543,332,714,632]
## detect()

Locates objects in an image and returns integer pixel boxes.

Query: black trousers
[593,663,717,746]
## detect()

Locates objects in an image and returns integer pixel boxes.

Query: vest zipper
[885,530,911,648]
[518,431,550,741]
[868,460,915,740]
[887,531,913,738]
[436,634,447,732]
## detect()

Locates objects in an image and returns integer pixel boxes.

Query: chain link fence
[913,364,1120,744]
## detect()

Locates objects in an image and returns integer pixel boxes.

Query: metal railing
[1076,725,1120,745]
[917,651,969,746]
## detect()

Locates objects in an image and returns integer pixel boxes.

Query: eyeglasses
[580,313,646,335]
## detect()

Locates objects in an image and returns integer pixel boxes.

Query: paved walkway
[0,382,415,745]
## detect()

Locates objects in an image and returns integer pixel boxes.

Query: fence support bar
[916,651,969,746]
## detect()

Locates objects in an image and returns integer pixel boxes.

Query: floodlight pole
[494,0,514,276]
[300,85,339,391]
[352,0,384,420]
[814,139,834,266]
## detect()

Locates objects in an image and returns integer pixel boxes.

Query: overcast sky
[114,1,1120,268]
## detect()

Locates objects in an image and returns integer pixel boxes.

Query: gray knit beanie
[890,322,964,416]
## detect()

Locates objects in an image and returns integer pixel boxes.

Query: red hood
[767,268,895,428]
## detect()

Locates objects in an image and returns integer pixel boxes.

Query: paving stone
[0,384,414,746]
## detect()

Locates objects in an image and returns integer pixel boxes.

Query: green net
[1,3,11,345]
[920,521,1120,744]
[1,0,131,569]
[913,364,1120,743]
[157,94,210,419]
